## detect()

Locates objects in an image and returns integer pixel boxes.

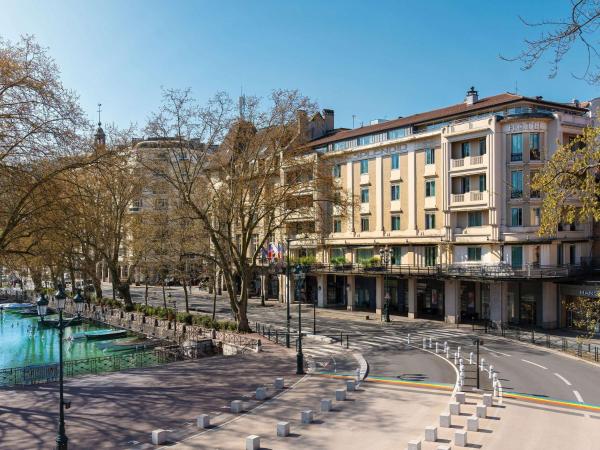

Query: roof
[308,93,588,147]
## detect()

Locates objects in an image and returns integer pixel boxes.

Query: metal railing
[482,322,600,363]
[0,345,189,387]
[303,262,587,280]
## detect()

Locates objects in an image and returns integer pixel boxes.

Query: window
[530,133,540,160]
[424,246,437,266]
[391,247,402,265]
[360,188,369,203]
[461,177,470,194]
[511,134,523,161]
[479,174,486,192]
[331,248,344,259]
[511,246,523,268]
[467,247,482,261]
[533,207,541,226]
[461,142,470,158]
[333,219,342,233]
[511,171,523,198]
[511,207,523,226]
[391,153,400,170]
[468,211,483,227]
[360,159,369,174]
[425,213,436,229]
[479,138,487,155]
[332,164,341,178]
[425,180,436,197]
[425,148,435,165]
[530,171,540,198]
[387,128,408,140]
[356,247,373,262]
[360,217,370,232]
[357,135,373,146]
[154,198,168,210]
[391,184,400,201]
[569,244,576,264]
[391,215,401,231]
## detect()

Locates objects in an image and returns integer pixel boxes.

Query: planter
[333,264,353,271]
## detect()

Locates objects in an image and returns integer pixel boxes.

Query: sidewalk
[168,378,452,450]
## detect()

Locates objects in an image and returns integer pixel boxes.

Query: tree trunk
[162,282,167,310]
[69,268,76,295]
[109,265,132,308]
[236,270,251,332]
[182,278,189,313]
[212,275,217,321]
[144,279,149,307]
[92,277,103,301]
[30,270,42,292]
[260,274,266,307]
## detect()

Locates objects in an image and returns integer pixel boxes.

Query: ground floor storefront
[274,272,578,329]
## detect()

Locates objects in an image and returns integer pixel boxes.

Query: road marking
[481,346,511,357]
[573,390,584,403]
[521,359,548,370]
[554,373,572,386]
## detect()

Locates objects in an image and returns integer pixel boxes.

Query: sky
[1,0,597,132]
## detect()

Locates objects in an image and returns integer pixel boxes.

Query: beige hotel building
[283,88,599,329]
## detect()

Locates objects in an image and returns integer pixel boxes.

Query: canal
[0,307,130,370]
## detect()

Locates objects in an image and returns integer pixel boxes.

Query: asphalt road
[103,283,600,407]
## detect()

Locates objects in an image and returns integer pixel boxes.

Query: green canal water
[0,309,129,369]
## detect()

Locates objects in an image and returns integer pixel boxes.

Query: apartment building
[283,88,598,329]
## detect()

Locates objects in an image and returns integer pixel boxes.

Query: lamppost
[285,234,309,349]
[37,287,85,450]
[294,264,306,375]
[171,300,178,341]
[379,246,391,323]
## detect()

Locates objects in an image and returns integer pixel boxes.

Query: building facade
[283,88,598,329]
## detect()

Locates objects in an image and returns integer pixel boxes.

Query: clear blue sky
[1,0,597,131]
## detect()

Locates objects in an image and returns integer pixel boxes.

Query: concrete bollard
[407,440,422,450]
[467,415,479,432]
[455,430,468,447]
[151,429,169,445]
[274,377,284,390]
[321,398,332,412]
[425,425,438,442]
[231,400,243,414]
[347,380,356,391]
[483,393,493,407]
[246,435,260,450]
[277,421,290,437]
[256,387,267,401]
[301,410,313,424]
[439,413,451,428]
[196,414,210,429]
[476,404,487,418]
[336,389,346,401]
[436,446,451,450]
[449,402,460,415]
[469,352,473,364]
[455,392,465,404]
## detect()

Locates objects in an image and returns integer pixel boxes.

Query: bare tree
[502,0,600,84]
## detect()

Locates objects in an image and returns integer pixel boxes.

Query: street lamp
[294,264,306,375]
[379,247,391,323]
[37,286,84,450]
[285,233,309,348]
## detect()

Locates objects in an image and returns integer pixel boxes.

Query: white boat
[0,303,34,310]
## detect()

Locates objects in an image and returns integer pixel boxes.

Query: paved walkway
[168,378,451,450]
[0,339,300,450]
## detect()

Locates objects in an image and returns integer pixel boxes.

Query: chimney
[572,98,580,108]
[323,109,334,132]
[465,86,479,106]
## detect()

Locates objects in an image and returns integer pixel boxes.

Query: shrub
[298,255,317,266]
[331,256,347,266]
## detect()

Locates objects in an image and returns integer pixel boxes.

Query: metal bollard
[457,346,461,357]
[423,338,427,349]
[489,365,494,379]
[454,353,458,365]
[480,358,485,371]
[275,330,278,344]
[429,337,433,348]
[469,352,473,364]
[346,335,349,349]
[340,332,343,347]
[446,348,449,358]
[435,342,439,353]
[407,333,411,345]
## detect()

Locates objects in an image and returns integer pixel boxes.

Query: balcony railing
[451,191,486,204]
[451,154,486,170]
[296,262,589,280]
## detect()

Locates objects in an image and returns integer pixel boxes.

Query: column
[376,275,384,317]
[376,156,383,231]
[489,282,504,325]
[444,279,458,324]
[317,274,326,307]
[407,278,417,318]
[542,282,558,329]
[346,275,356,311]
[407,151,417,231]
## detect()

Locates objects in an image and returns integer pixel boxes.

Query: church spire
[94,102,106,147]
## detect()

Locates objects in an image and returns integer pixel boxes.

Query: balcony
[450,154,487,172]
[360,203,370,214]
[451,191,488,206]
